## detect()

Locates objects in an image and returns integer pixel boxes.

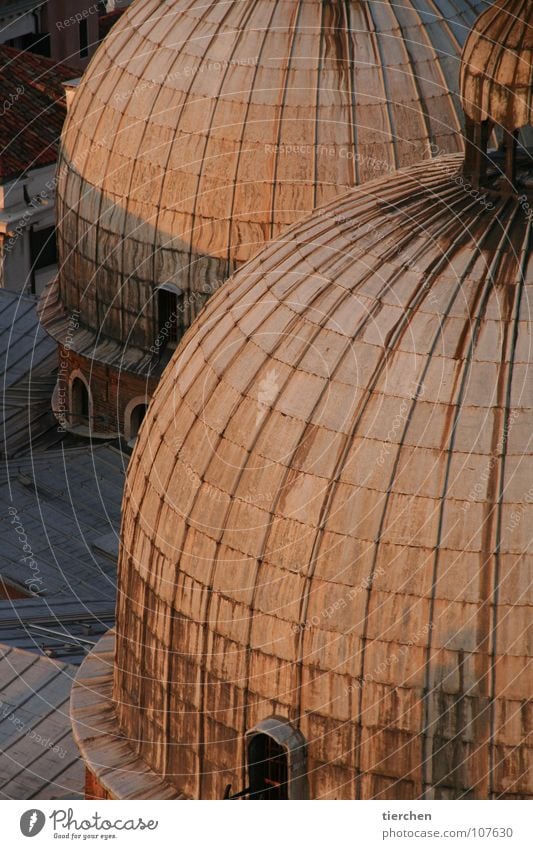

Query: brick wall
[58,345,158,437]
[85,768,112,800]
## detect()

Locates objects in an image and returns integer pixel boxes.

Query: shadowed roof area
[0,445,125,607]
[0,644,83,799]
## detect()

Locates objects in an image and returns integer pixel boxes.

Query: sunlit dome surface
[106,154,533,800]
[49,0,486,364]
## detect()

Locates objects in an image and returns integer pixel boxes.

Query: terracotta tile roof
[0,45,77,182]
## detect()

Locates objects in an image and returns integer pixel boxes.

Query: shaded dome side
[461,0,533,129]
[114,155,533,800]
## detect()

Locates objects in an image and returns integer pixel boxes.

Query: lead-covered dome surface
[461,0,533,129]
[51,0,486,364]
[115,154,533,800]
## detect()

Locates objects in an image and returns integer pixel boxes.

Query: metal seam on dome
[364,1,398,172]
[268,0,306,241]
[182,1,260,319]
[342,0,359,186]
[388,2,437,156]
[312,0,326,211]
[223,0,283,284]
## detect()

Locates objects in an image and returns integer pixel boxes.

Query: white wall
[0,164,58,295]
[0,1,38,44]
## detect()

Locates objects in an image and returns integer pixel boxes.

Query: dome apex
[46,0,487,380]
[92,154,532,801]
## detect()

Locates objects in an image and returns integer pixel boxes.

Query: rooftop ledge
[70,630,187,800]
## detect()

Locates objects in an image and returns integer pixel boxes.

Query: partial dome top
[49,0,486,371]
[461,0,533,130]
[94,153,533,801]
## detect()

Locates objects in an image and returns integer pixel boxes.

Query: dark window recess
[79,19,89,58]
[71,378,89,426]
[13,32,51,57]
[248,734,289,800]
[157,288,182,345]
[30,226,57,270]
[130,404,148,440]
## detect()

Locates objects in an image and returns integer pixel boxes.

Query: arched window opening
[157,284,183,348]
[247,733,289,800]
[220,716,308,800]
[71,377,89,426]
[129,403,148,442]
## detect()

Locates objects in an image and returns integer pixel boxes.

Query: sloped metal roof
[0,444,126,607]
[0,290,55,390]
[0,644,83,799]
[0,598,115,665]
[0,289,67,459]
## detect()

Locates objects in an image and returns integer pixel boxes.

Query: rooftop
[0,289,66,458]
[0,444,125,610]
[0,644,83,799]
[0,45,76,183]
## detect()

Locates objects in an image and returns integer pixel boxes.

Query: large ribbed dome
[109,155,533,800]
[51,0,486,364]
[461,0,533,130]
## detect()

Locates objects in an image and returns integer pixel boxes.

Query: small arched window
[248,733,289,799]
[245,716,308,800]
[71,377,89,426]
